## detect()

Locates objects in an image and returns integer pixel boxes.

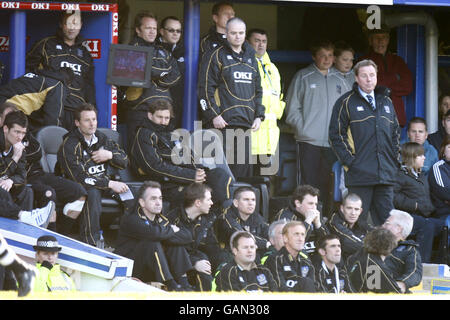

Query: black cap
[33,235,62,252]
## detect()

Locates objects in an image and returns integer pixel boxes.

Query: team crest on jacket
[384,106,391,113]
[256,273,267,285]
[301,266,309,277]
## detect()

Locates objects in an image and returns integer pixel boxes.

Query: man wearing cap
[360,26,413,128]
[33,235,76,292]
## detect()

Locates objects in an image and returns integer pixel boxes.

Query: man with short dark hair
[130,99,232,209]
[274,185,328,258]
[265,221,316,292]
[200,1,235,58]
[428,109,450,152]
[58,103,129,246]
[361,26,413,128]
[404,117,438,175]
[329,59,401,226]
[327,193,373,262]
[0,111,55,227]
[285,40,351,215]
[217,186,269,262]
[315,234,351,293]
[115,181,194,291]
[123,11,181,146]
[214,230,278,292]
[166,183,227,291]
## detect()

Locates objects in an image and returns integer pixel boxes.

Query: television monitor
[106,44,154,88]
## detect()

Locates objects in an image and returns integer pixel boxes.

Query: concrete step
[421,264,450,293]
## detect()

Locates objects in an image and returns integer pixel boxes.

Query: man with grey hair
[329,59,401,226]
[198,17,264,179]
[382,209,422,293]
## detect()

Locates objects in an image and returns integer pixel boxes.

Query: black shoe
[10,259,36,297]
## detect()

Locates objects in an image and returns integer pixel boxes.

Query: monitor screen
[107,44,153,88]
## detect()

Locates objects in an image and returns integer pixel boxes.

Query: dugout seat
[36,125,68,173]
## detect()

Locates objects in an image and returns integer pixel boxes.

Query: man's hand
[195,169,206,183]
[91,149,113,163]
[108,180,129,194]
[194,260,211,275]
[212,115,228,129]
[12,142,25,162]
[303,209,319,225]
[251,117,262,131]
[0,179,14,192]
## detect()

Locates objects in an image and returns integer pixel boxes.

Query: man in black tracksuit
[329,59,401,226]
[130,99,232,209]
[326,193,374,263]
[115,181,194,291]
[57,104,129,246]
[122,12,180,148]
[166,183,228,291]
[23,12,94,132]
[198,17,265,179]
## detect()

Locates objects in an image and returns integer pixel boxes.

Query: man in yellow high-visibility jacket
[247,29,285,175]
[32,235,76,292]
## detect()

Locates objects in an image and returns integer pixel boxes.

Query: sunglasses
[164,28,182,34]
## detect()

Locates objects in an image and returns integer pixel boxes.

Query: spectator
[329,59,401,226]
[429,135,450,220]
[348,227,402,293]
[315,234,352,293]
[217,186,269,263]
[361,26,413,128]
[200,1,235,58]
[32,235,76,292]
[57,103,130,246]
[333,41,355,88]
[156,16,185,129]
[382,210,423,293]
[273,185,328,259]
[0,102,87,235]
[21,11,95,131]
[198,17,265,179]
[265,221,316,293]
[394,142,444,262]
[214,230,278,292]
[115,181,194,291]
[327,193,373,263]
[247,28,285,176]
[123,11,180,148]
[428,108,450,153]
[166,183,228,291]
[260,219,287,265]
[403,117,438,175]
[285,40,350,216]
[0,232,36,297]
[130,99,232,209]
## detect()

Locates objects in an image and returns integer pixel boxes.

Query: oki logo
[88,164,106,175]
[31,2,49,10]
[112,12,119,37]
[1,2,20,9]
[91,4,110,11]
[0,36,9,52]
[82,39,101,59]
[61,3,79,10]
